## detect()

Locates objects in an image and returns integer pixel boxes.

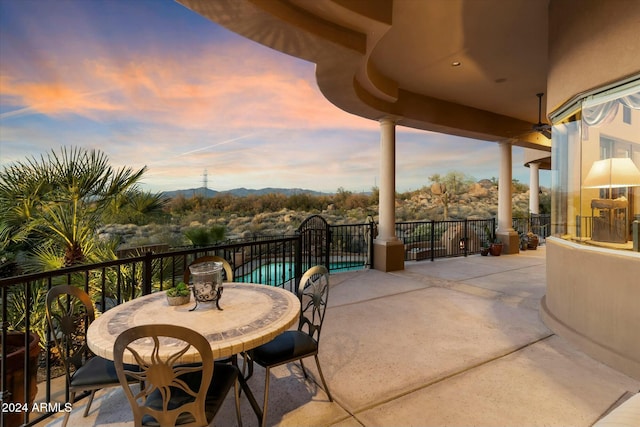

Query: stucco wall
[547,0,640,112]
[542,237,640,380]
[544,0,640,380]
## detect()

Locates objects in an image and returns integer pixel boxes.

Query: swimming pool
[236,261,364,286]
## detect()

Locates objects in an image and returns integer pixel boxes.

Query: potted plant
[482,224,498,256]
[489,239,503,256]
[166,282,191,306]
[480,239,491,256]
[519,233,528,251]
[526,231,539,250]
[0,331,40,427]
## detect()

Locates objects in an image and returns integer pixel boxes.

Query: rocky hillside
[395,179,531,220]
[99,180,542,250]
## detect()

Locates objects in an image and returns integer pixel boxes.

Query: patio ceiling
[179,0,551,151]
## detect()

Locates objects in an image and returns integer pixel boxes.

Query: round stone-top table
[87,283,300,365]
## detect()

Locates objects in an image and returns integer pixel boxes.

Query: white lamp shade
[583,157,640,188]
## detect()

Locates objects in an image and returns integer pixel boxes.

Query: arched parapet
[541,237,640,380]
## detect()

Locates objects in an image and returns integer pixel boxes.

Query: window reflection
[551,84,640,250]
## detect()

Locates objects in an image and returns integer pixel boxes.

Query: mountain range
[161,187,329,198]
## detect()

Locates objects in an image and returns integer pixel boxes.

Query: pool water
[236,261,364,286]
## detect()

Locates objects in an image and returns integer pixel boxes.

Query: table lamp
[583,157,640,243]
[583,157,640,189]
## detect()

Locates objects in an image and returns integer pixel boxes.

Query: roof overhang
[178,0,552,152]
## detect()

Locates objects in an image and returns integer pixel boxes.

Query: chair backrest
[46,285,96,381]
[296,265,330,343]
[184,255,233,284]
[113,324,213,427]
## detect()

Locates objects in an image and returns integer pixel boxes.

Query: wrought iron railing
[512,214,551,240]
[325,222,375,271]
[1,236,302,426]
[397,218,496,261]
[1,214,522,425]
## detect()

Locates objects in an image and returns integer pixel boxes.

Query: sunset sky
[0,0,547,194]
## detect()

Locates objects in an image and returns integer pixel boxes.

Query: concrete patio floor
[44,246,640,426]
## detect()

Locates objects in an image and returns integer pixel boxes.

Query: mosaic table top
[87,283,300,364]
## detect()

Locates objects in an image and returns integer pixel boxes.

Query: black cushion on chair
[70,356,137,387]
[251,330,318,366]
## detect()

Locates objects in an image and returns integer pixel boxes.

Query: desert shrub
[184,225,226,246]
[511,179,529,194]
[286,193,325,211]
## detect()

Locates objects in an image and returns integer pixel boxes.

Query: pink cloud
[1,12,525,193]
[1,40,374,133]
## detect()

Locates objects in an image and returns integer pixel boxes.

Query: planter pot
[1,332,40,427]
[489,243,503,256]
[167,295,191,306]
[527,235,539,250]
[480,247,490,256]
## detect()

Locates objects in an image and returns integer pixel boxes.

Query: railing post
[23,283,32,424]
[143,251,153,295]
[325,222,331,270]
[491,218,496,242]
[1,287,7,415]
[464,218,468,257]
[294,234,302,289]
[430,220,435,262]
[368,220,375,268]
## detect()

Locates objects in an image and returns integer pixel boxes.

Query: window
[550,80,640,248]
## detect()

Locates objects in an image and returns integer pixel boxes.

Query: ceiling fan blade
[507,93,552,140]
[540,128,551,139]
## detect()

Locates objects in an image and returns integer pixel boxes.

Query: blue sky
[0,0,547,193]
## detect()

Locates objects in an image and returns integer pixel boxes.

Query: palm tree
[103,189,169,225]
[0,147,147,269]
[128,191,168,218]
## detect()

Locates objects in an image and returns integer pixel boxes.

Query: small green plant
[166,282,190,297]
[483,224,495,247]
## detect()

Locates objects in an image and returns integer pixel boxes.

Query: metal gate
[297,214,331,273]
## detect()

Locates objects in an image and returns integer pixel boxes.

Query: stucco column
[377,118,398,242]
[497,141,519,253]
[529,162,540,215]
[373,118,404,271]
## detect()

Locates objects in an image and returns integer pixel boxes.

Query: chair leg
[62,392,76,427]
[234,378,243,427]
[62,408,71,427]
[243,352,254,380]
[261,367,271,427]
[83,389,97,417]
[299,358,308,378]
[314,355,333,402]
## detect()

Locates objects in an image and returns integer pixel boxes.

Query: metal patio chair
[113,324,242,427]
[45,285,137,427]
[245,265,333,427]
